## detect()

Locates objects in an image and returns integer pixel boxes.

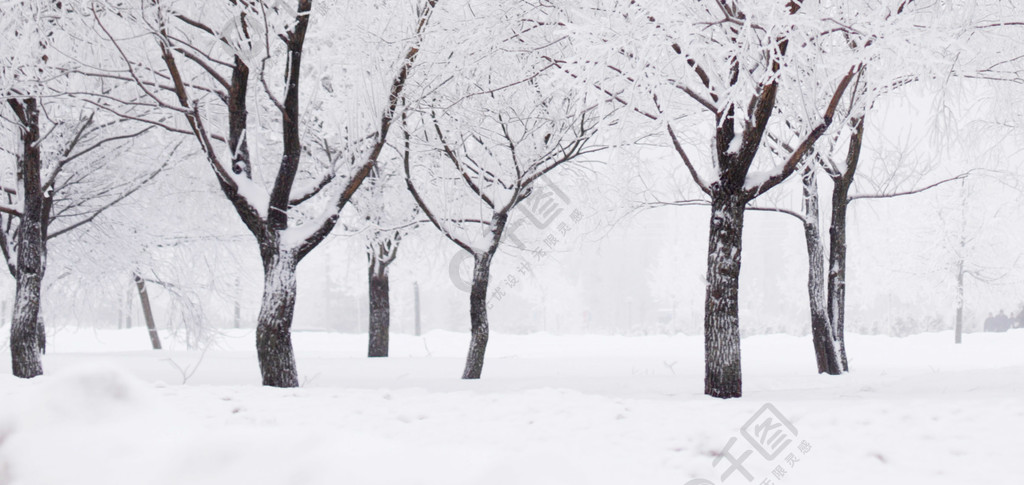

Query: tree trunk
[126,287,133,329]
[463,252,494,379]
[955,256,965,344]
[367,256,391,357]
[10,98,45,379]
[413,281,421,337]
[828,178,851,372]
[801,168,842,374]
[954,180,967,344]
[134,274,162,350]
[234,276,241,329]
[826,118,863,372]
[11,266,44,378]
[703,193,746,398]
[256,250,299,387]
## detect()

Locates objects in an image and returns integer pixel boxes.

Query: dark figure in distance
[984,311,1012,333]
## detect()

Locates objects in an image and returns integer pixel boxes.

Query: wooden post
[414,281,421,337]
[133,274,162,350]
[234,276,241,329]
[117,292,123,330]
[126,286,133,329]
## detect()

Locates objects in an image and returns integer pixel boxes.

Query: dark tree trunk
[9,99,45,379]
[12,266,44,378]
[801,168,842,374]
[828,177,851,372]
[134,274,162,350]
[463,252,494,379]
[703,193,746,398]
[827,118,863,372]
[367,256,391,357]
[36,316,46,355]
[256,250,299,387]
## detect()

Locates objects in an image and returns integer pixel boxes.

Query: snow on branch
[744,65,859,198]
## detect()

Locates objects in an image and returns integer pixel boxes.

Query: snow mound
[0,365,165,485]
[22,364,151,424]
[1,331,1023,484]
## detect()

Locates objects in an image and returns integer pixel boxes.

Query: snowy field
[1,328,1022,485]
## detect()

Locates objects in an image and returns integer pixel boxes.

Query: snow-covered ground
[1,328,1022,485]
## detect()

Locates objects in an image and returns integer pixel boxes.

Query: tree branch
[849,172,970,202]
[745,65,858,198]
[667,123,712,195]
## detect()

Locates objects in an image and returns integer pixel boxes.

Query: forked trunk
[826,117,863,372]
[703,193,745,398]
[801,168,842,374]
[367,257,391,357]
[256,250,299,387]
[463,252,493,379]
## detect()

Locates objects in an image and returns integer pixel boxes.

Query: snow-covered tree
[789,0,1024,369]
[352,159,420,357]
[88,0,441,386]
[563,1,862,397]
[1,2,164,377]
[404,1,601,378]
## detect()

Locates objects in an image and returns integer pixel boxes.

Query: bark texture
[11,264,44,378]
[703,194,745,398]
[256,251,299,387]
[828,175,851,372]
[367,255,391,358]
[9,99,45,379]
[826,118,863,372]
[802,168,842,374]
[463,251,494,379]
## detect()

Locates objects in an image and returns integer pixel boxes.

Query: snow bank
[1,330,1022,484]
